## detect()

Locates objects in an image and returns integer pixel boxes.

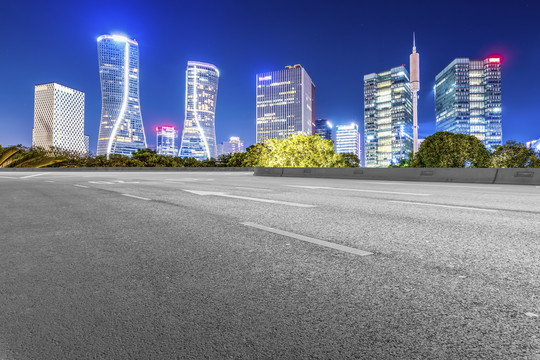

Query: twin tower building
[96,35,219,159]
[32,34,219,159]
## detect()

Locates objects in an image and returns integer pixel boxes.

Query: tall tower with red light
[435,56,502,150]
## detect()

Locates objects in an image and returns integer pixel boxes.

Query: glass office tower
[97,34,146,157]
[364,66,413,167]
[314,119,332,140]
[256,65,315,143]
[156,126,178,156]
[335,123,360,159]
[435,57,502,150]
[179,61,219,160]
[33,82,88,155]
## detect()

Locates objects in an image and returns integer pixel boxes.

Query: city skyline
[1,0,538,153]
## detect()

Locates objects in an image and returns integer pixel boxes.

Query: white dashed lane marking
[389,200,498,212]
[183,190,316,208]
[285,185,430,196]
[20,173,49,179]
[121,194,151,201]
[242,222,373,256]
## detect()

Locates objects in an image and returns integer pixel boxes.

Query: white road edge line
[74,184,89,188]
[121,193,151,201]
[389,200,498,212]
[285,185,430,196]
[359,181,501,190]
[0,176,19,179]
[242,222,373,256]
[20,173,49,179]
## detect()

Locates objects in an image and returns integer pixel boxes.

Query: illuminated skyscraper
[435,57,502,150]
[97,34,146,157]
[32,82,88,154]
[179,61,219,160]
[314,119,332,140]
[256,65,315,143]
[364,66,413,167]
[335,123,360,159]
[410,34,420,154]
[218,136,245,156]
[156,126,178,156]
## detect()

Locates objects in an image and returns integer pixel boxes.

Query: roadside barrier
[0,167,254,172]
[254,167,540,185]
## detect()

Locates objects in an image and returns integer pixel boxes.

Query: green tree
[258,133,357,167]
[0,145,67,168]
[242,143,270,167]
[490,140,540,168]
[226,151,247,167]
[410,132,491,168]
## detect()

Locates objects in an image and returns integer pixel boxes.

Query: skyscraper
[410,34,420,154]
[156,126,178,156]
[435,57,502,150]
[364,66,413,167]
[32,83,88,154]
[97,34,146,157]
[335,123,360,159]
[218,136,245,156]
[314,119,332,140]
[179,61,219,160]
[256,65,315,143]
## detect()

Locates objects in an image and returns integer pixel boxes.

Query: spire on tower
[412,32,416,53]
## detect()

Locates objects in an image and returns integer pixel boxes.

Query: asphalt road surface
[0,171,539,359]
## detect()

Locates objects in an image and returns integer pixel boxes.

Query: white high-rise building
[335,123,360,159]
[256,64,315,143]
[32,83,88,154]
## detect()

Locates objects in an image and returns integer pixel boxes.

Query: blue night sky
[1,0,539,153]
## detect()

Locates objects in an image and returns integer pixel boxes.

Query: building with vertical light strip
[364,66,413,167]
[32,82,88,155]
[97,34,146,157]
[179,61,219,160]
[435,57,502,150]
[314,119,332,140]
[256,65,315,143]
[156,125,178,156]
[335,123,360,159]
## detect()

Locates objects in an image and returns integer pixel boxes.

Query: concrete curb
[0,167,254,172]
[254,167,540,185]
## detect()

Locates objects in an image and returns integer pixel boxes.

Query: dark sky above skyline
[1,0,539,152]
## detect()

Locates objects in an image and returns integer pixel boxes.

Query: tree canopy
[256,134,358,167]
[410,132,492,168]
[490,140,540,168]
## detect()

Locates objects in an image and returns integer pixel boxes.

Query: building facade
[179,61,219,160]
[256,65,315,143]
[435,57,502,150]
[314,119,332,140]
[97,34,146,157]
[364,66,413,167]
[32,83,88,154]
[156,126,178,156]
[335,123,360,159]
[218,136,245,156]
